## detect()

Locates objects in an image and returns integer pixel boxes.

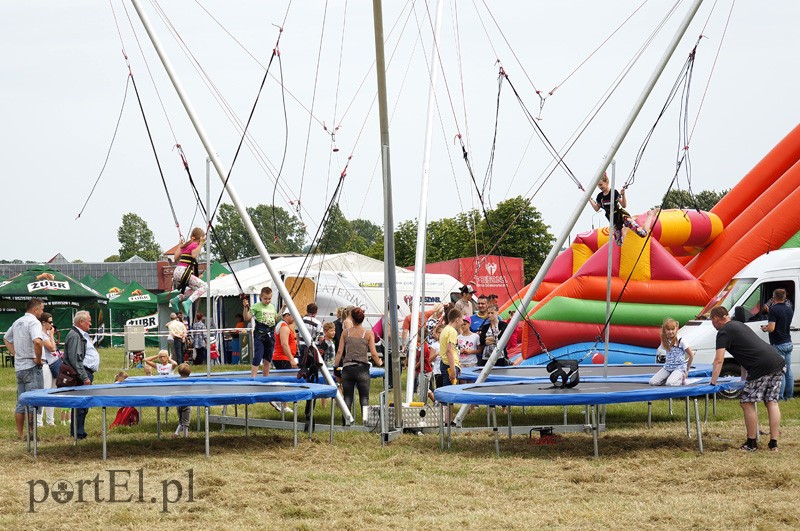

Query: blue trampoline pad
[127,367,384,384]
[19,381,337,409]
[434,378,742,407]
[458,364,712,383]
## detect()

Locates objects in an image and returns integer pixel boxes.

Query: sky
[2,0,799,264]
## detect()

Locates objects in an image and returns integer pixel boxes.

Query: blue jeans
[774,343,793,399]
[15,365,44,414]
[71,370,94,438]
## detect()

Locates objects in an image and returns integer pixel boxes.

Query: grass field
[1,348,798,530]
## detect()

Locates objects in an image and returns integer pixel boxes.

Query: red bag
[110,407,140,428]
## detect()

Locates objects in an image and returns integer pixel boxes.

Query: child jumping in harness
[170,227,208,316]
[589,173,648,246]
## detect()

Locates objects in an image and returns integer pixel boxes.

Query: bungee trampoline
[434,378,743,457]
[19,380,338,460]
[457,364,713,382]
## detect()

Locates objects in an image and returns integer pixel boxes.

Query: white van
[680,248,799,394]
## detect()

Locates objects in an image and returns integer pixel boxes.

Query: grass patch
[1,347,798,529]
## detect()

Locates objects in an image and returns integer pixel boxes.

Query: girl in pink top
[170,227,208,316]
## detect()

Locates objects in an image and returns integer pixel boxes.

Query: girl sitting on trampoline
[170,227,208,316]
[650,318,695,386]
[588,173,648,246]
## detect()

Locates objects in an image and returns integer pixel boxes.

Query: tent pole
[454,0,706,426]
[130,0,353,423]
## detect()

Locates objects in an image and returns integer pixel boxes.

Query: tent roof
[93,272,127,299]
[0,265,107,307]
[80,274,97,287]
[201,260,232,282]
[108,280,157,310]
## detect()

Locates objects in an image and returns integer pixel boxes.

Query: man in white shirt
[4,298,44,439]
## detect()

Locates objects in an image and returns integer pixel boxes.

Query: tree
[660,188,728,211]
[475,196,554,282]
[210,203,306,260]
[117,213,161,262]
[104,255,121,263]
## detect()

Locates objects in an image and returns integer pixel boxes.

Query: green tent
[92,272,127,300]
[108,281,159,346]
[201,260,231,282]
[80,274,97,287]
[0,266,107,338]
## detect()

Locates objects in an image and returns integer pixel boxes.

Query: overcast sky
[2,0,798,263]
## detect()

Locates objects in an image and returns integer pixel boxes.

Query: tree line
[106,188,727,281]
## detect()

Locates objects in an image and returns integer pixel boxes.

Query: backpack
[297,342,323,383]
[110,407,140,428]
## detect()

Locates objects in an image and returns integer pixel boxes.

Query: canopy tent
[207,252,463,324]
[92,272,127,300]
[0,266,107,337]
[107,280,159,347]
[201,260,231,282]
[80,274,97,287]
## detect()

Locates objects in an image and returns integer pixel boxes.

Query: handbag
[55,362,81,388]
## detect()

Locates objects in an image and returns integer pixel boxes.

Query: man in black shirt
[710,306,785,452]
[761,289,794,400]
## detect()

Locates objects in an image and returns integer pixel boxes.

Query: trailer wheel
[718,360,743,399]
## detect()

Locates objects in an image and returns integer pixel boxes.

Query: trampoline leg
[563,406,568,425]
[205,406,210,458]
[694,398,704,453]
[647,402,652,428]
[33,410,38,459]
[293,402,298,448]
[492,406,499,457]
[447,404,452,450]
[220,405,227,433]
[329,398,335,445]
[234,404,238,417]
[102,407,108,461]
[26,406,31,452]
[309,400,315,441]
[196,406,201,432]
[713,393,717,416]
[245,404,249,438]
[704,394,709,423]
[685,398,691,439]
[73,409,78,446]
[507,407,512,439]
[592,405,599,459]
[439,403,445,451]
[669,398,673,416]
[584,406,589,426]
[486,407,490,427]
[157,407,161,440]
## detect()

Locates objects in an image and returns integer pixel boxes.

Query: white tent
[208,252,463,322]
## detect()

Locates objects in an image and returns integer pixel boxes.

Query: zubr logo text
[28,469,194,513]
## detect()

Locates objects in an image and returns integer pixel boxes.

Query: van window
[740,280,795,322]
[699,278,756,318]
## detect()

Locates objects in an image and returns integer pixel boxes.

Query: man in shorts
[710,306,785,452]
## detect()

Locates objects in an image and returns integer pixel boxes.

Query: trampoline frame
[21,381,338,460]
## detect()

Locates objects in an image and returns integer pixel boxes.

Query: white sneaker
[270,401,283,412]
[37,421,43,428]
[283,406,294,414]
[46,422,56,427]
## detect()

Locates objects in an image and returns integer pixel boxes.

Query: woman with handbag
[36,313,59,427]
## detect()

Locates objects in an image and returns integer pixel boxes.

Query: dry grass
[1,348,798,530]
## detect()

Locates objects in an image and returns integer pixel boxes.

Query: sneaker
[283,406,294,414]
[739,443,757,452]
[169,296,181,313]
[37,421,43,428]
[46,422,56,427]
[182,299,193,316]
[270,401,283,412]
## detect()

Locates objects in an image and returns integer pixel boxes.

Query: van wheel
[717,361,742,399]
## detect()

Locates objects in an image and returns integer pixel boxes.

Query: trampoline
[457,364,712,383]
[19,381,338,460]
[434,378,743,457]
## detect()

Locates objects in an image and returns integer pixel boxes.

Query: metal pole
[371,0,403,428]
[206,157,212,378]
[406,0,444,403]
[454,0,706,425]
[603,161,615,378]
[130,0,352,423]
